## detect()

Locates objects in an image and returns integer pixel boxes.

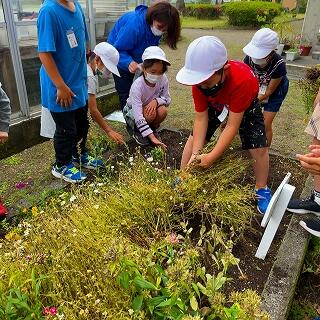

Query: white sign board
[255,173,295,260]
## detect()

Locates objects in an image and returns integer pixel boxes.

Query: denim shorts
[192,99,267,150]
[262,77,289,113]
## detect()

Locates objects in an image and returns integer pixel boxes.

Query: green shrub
[222,1,282,27]
[184,4,223,19]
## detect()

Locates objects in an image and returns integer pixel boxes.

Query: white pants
[40,106,56,139]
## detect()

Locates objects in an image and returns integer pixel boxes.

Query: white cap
[176,36,228,86]
[93,42,120,77]
[142,46,171,65]
[243,28,279,59]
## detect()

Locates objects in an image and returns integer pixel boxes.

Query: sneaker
[73,153,104,170]
[0,200,7,217]
[287,193,320,216]
[256,187,272,214]
[52,163,86,183]
[133,131,149,146]
[299,217,320,237]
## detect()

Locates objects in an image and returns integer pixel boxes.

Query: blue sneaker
[51,163,86,183]
[73,152,104,170]
[256,187,272,214]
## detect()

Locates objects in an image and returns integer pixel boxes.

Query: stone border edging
[261,175,312,320]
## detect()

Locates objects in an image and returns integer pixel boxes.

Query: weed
[2,155,21,166]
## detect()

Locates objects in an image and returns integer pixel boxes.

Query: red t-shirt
[192,60,259,113]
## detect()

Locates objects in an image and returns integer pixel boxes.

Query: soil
[111,128,308,295]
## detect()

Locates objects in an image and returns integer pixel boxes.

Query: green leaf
[133,276,157,291]
[148,296,166,307]
[157,296,177,308]
[161,287,171,297]
[132,295,143,312]
[190,295,198,311]
[192,282,200,298]
[118,271,130,289]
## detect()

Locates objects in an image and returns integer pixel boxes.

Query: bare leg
[152,106,167,128]
[143,108,157,124]
[181,135,194,169]
[249,147,269,188]
[263,111,277,146]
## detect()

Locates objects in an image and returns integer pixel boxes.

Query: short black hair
[143,59,168,73]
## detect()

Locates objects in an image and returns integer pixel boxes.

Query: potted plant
[284,34,300,61]
[285,48,299,61]
[299,36,312,56]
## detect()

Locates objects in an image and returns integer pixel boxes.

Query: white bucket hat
[93,42,120,77]
[243,28,279,59]
[176,36,228,86]
[142,46,171,65]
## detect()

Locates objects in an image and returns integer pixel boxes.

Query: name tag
[259,84,267,95]
[67,30,78,49]
[218,106,228,122]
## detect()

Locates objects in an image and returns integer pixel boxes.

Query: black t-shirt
[244,52,287,96]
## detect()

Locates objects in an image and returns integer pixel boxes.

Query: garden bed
[112,128,307,295]
[0,128,307,319]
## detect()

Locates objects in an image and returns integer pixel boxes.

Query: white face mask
[145,72,162,84]
[151,25,163,37]
[252,57,267,65]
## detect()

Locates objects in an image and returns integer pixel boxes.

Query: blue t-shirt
[37,0,89,112]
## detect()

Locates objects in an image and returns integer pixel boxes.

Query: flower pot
[285,51,299,61]
[299,45,312,56]
[276,44,285,56]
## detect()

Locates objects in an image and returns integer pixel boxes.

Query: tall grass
[0,151,258,318]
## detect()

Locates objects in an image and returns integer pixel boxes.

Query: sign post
[255,173,295,260]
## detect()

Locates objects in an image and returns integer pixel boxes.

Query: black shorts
[192,100,268,150]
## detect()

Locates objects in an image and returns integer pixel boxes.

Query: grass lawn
[181,16,229,29]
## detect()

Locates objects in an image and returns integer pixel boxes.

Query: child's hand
[149,134,167,151]
[309,145,320,157]
[56,84,76,108]
[107,130,125,144]
[0,131,8,143]
[297,153,320,175]
[188,153,213,169]
[144,100,157,119]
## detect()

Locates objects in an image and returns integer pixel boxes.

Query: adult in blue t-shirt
[107,2,181,113]
[37,0,89,183]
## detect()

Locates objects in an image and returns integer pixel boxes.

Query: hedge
[222,1,282,27]
[183,4,223,19]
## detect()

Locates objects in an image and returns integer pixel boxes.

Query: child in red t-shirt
[176,36,271,214]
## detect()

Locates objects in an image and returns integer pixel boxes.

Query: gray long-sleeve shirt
[0,84,11,133]
[127,74,171,137]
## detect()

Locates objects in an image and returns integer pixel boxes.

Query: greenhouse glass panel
[0,0,23,118]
